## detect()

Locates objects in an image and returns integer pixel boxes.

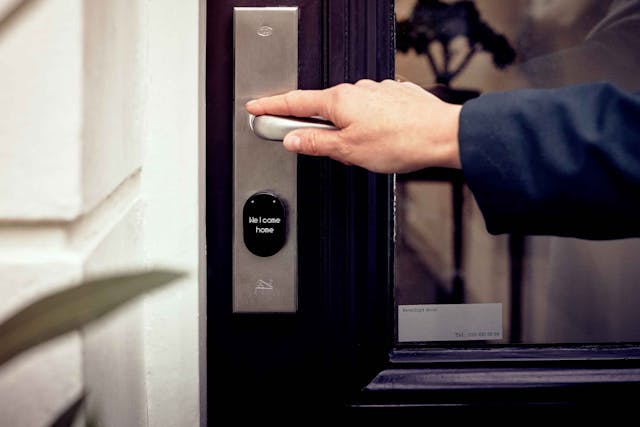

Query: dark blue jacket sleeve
[459,82,640,239]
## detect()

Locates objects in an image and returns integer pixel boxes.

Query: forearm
[459,82,640,239]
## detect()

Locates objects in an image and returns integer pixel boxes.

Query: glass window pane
[394,0,640,344]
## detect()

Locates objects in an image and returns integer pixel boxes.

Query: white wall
[140,0,203,425]
[0,0,203,425]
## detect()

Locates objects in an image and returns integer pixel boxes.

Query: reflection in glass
[394,0,640,345]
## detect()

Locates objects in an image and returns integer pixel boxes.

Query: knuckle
[283,90,300,110]
[333,83,353,96]
[355,79,375,86]
[381,78,397,86]
[332,83,353,103]
[337,143,353,160]
[305,131,321,156]
[309,132,322,156]
[334,134,353,159]
[334,83,352,91]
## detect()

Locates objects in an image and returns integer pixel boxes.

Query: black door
[207,0,394,412]
[207,0,640,417]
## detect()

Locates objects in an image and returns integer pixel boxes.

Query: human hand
[245,79,462,173]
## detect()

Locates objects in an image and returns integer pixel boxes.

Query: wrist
[436,103,462,169]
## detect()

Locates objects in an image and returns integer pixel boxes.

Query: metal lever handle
[250,114,338,141]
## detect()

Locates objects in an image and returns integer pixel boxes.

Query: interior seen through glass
[394,0,640,344]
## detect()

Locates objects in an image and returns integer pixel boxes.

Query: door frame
[207,0,640,413]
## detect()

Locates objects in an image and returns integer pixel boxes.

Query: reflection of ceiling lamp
[396,0,516,86]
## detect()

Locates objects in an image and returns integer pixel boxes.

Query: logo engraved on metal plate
[255,279,274,294]
[257,26,273,37]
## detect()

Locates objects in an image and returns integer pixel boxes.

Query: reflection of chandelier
[396,0,516,86]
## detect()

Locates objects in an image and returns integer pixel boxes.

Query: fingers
[246,80,376,119]
[282,128,349,161]
[246,89,331,118]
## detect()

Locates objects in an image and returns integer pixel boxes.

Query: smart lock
[232,7,293,313]
[233,7,337,313]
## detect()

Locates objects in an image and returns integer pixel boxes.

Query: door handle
[250,114,338,141]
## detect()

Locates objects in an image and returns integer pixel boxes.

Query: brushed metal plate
[233,7,298,313]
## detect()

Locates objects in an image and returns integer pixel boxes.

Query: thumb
[283,128,344,159]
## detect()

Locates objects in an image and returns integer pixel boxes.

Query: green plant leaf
[0,270,184,367]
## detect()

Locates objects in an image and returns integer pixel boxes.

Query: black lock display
[243,192,287,257]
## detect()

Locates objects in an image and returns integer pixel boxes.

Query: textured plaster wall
[0,0,203,425]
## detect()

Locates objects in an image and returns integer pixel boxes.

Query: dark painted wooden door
[207,0,395,413]
[207,1,640,417]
